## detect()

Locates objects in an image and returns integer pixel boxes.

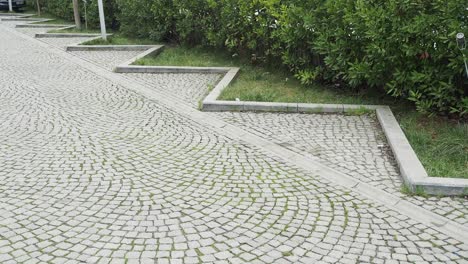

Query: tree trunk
[36,0,41,16]
[72,0,81,30]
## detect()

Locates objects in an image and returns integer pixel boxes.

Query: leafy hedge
[32,0,119,29]
[279,0,467,116]
[115,0,467,116]
[36,0,468,116]
[34,0,73,21]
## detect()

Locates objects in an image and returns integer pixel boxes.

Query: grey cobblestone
[69,50,144,71]
[16,27,48,37]
[210,112,468,226]
[1,19,467,263]
[123,73,221,108]
[39,37,95,50]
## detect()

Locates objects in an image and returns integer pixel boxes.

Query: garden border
[202,80,468,196]
[113,53,240,96]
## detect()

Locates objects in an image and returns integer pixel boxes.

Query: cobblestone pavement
[69,51,145,71]
[1,20,97,49]
[1,21,50,37]
[210,112,468,226]
[39,37,96,50]
[16,27,47,37]
[123,73,221,108]
[212,113,402,189]
[1,21,467,263]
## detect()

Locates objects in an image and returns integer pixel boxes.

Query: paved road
[0,22,467,263]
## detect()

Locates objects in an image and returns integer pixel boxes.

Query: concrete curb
[35,33,111,38]
[376,107,468,195]
[115,65,236,74]
[6,24,467,244]
[112,47,240,79]
[201,76,468,196]
[16,24,72,28]
[67,36,102,47]
[114,46,165,70]
[0,17,49,22]
[0,13,35,17]
[66,44,161,52]
[202,101,384,113]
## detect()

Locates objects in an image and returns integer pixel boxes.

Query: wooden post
[72,0,81,30]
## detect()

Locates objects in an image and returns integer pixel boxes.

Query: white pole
[8,0,13,12]
[97,0,107,41]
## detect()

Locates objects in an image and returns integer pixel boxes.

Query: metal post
[8,0,13,12]
[456,33,468,78]
[97,0,107,41]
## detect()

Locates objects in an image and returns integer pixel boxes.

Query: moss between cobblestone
[343,206,349,229]
[401,185,429,198]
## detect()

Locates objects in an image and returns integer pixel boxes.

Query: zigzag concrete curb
[113,50,240,98]
[201,79,468,196]
[4,24,467,244]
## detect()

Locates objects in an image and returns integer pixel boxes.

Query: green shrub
[32,0,119,29]
[34,0,468,117]
[36,0,74,21]
[82,0,120,29]
[115,0,176,41]
[281,0,467,116]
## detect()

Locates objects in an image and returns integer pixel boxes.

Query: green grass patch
[32,18,72,25]
[135,46,399,105]
[81,34,157,45]
[27,12,73,25]
[48,28,101,34]
[344,106,375,116]
[135,45,467,179]
[397,112,467,178]
[401,185,429,198]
